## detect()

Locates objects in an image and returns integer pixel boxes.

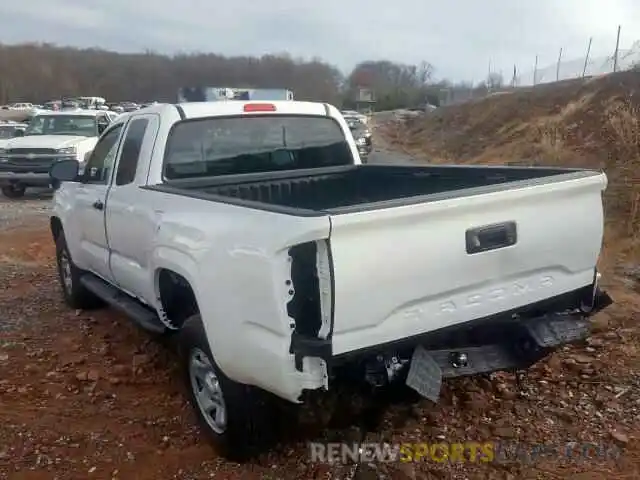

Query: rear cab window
[163,115,352,179]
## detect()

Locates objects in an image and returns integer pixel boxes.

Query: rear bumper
[291,280,613,381]
[334,286,612,365]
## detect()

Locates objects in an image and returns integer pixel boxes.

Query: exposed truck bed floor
[161,164,588,212]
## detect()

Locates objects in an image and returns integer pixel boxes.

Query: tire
[55,234,104,309]
[1,184,26,198]
[179,314,279,461]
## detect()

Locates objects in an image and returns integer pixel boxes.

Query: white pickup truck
[0,110,118,198]
[48,100,612,459]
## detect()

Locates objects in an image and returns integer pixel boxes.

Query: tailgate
[327,172,606,355]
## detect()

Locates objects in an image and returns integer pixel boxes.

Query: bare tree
[486,72,504,90]
[0,43,344,104]
[345,59,435,109]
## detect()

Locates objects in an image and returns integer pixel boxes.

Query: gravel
[0,188,52,229]
[0,157,638,479]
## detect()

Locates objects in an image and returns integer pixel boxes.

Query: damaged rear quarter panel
[150,190,331,402]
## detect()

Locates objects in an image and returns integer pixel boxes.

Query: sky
[2,0,640,83]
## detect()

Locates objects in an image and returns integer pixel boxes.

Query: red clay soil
[0,223,639,479]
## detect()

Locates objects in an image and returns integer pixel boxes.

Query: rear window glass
[163,115,352,179]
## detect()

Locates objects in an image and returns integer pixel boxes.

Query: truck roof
[33,109,108,117]
[112,101,337,123]
[176,100,330,119]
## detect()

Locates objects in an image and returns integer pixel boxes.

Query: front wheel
[179,314,280,461]
[55,234,103,309]
[1,184,26,198]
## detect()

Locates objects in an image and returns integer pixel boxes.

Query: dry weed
[535,121,567,162]
[604,99,640,239]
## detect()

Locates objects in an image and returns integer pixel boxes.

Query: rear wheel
[179,314,279,461]
[1,184,26,198]
[55,234,103,309]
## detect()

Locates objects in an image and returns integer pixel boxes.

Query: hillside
[382,71,640,260]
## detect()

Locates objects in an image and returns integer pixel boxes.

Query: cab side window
[115,118,150,185]
[83,124,123,184]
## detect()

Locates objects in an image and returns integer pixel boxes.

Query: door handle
[92,199,104,210]
[465,221,517,254]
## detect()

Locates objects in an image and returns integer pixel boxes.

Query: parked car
[0,110,116,198]
[48,100,612,460]
[0,122,27,147]
[341,109,369,125]
[106,103,125,113]
[346,117,372,161]
[120,102,139,112]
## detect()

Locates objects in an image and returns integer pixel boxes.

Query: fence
[439,25,639,106]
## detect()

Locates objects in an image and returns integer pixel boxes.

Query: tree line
[0,43,487,110]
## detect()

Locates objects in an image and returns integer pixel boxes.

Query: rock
[590,314,610,333]
[76,372,88,382]
[610,429,629,445]
[132,354,150,369]
[566,473,604,480]
[493,426,516,438]
[352,463,380,480]
[0,353,8,362]
[87,369,100,382]
[462,391,491,411]
[562,358,581,372]
[111,365,129,376]
[60,353,87,367]
[552,408,574,423]
[570,354,596,364]
[497,388,518,400]
[587,337,605,348]
[394,462,416,479]
[546,355,563,370]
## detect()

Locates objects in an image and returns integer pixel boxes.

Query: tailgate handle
[466,221,517,254]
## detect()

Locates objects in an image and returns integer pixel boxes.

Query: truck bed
[154,164,599,215]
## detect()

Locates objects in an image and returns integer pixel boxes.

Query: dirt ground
[2,80,640,478]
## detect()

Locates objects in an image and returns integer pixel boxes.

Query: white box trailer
[178,87,294,102]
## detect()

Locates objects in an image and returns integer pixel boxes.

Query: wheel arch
[155,267,200,329]
[50,216,63,242]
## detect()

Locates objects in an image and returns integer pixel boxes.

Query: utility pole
[533,55,538,86]
[613,25,621,72]
[556,48,563,81]
[583,37,592,77]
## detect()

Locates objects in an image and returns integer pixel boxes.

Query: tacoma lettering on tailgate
[402,275,555,321]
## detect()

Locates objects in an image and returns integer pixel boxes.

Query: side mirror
[49,159,80,189]
[12,129,24,137]
[97,123,107,134]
